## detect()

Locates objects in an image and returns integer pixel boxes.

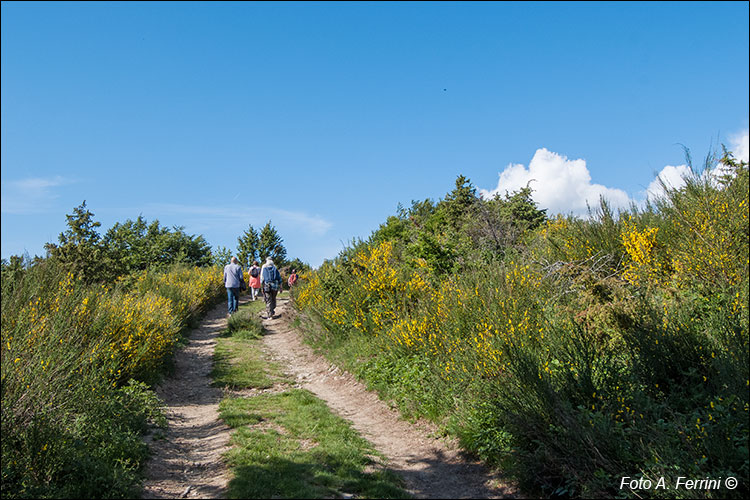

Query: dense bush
[1,261,224,498]
[1,199,310,497]
[42,201,213,284]
[294,153,748,498]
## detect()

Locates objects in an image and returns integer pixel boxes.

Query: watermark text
[619,476,738,491]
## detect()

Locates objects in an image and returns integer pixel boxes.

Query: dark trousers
[263,288,278,316]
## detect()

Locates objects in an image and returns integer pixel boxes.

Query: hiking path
[141,294,517,499]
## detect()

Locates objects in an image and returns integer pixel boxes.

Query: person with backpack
[260,257,282,318]
[248,260,262,301]
[288,269,298,288]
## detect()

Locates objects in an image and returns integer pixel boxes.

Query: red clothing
[249,266,262,289]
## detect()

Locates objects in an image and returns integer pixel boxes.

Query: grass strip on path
[213,294,410,499]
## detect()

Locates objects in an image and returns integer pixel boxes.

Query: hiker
[248,260,262,301]
[223,256,244,316]
[261,257,282,318]
[288,268,298,289]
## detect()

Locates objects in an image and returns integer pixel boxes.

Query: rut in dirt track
[141,294,517,499]
[141,299,233,499]
[261,296,517,499]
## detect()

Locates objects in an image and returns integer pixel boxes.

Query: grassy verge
[212,301,283,390]
[213,296,410,499]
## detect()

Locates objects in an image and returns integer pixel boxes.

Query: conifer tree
[211,246,232,267]
[258,221,287,265]
[237,224,260,267]
[442,174,479,223]
[44,200,105,282]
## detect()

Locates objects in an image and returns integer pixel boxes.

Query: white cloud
[270,208,334,236]
[0,175,72,214]
[479,148,631,216]
[645,164,691,202]
[481,129,748,216]
[646,129,749,201]
[729,129,749,163]
[146,203,333,237]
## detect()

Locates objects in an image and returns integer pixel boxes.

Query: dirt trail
[142,294,517,499]
[262,296,516,499]
[141,300,233,499]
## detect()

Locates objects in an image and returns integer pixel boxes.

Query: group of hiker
[222,256,298,319]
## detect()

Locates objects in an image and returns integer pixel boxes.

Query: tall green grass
[1,261,225,498]
[294,156,749,497]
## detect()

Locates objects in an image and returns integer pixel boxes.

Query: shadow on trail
[141,299,235,499]
[390,448,517,499]
[250,295,516,499]
[227,447,515,499]
[227,454,407,499]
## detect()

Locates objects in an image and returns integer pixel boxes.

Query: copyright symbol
[725,477,738,490]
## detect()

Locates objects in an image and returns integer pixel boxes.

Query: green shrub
[1,261,224,498]
[295,162,749,498]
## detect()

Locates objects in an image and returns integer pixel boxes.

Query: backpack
[262,265,280,287]
[250,267,260,277]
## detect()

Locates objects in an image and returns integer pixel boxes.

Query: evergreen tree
[0,255,29,294]
[258,221,287,265]
[162,226,212,267]
[102,216,212,276]
[211,246,232,267]
[469,185,547,258]
[237,224,261,267]
[497,186,547,231]
[441,174,479,225]
[283,257,311,274]
[44,201,105,282]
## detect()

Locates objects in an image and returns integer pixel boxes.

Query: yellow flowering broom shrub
[295,156,748,498]
[1,262,225,498]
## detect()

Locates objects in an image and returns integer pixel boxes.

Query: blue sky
[2,1,748,267]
